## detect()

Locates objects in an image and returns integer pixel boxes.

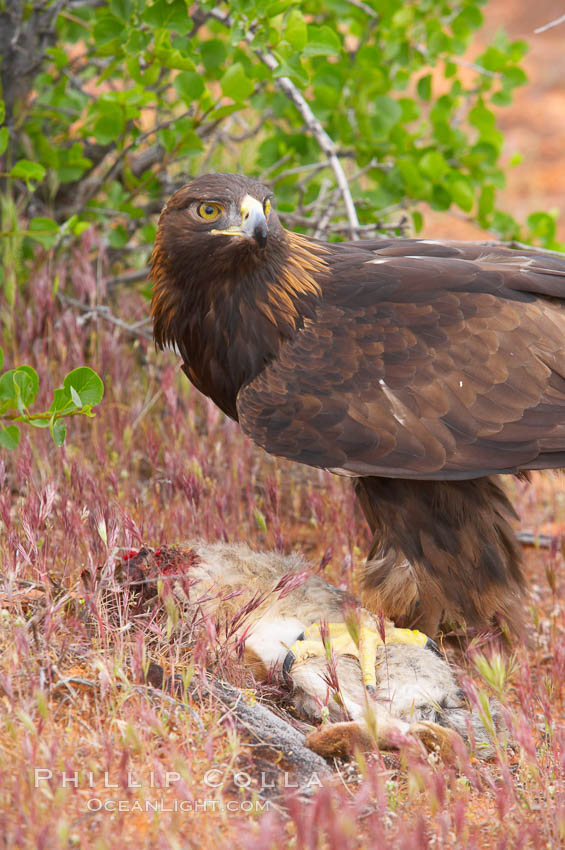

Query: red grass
[1,242,565,848]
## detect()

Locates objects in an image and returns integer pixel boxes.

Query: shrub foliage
[1,0,562,292]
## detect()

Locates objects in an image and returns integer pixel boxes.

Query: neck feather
[151,230,328,418]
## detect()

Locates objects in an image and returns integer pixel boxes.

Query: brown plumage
[151,172,565,636]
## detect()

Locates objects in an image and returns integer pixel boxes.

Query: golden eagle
[151,172,565,636]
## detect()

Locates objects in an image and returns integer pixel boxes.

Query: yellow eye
[263,198,272,217]
[196,202,224,221]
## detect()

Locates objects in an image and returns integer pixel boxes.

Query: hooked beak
[211,195,268,248]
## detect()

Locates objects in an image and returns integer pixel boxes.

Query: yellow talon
[385,626,429,648]
[289,619,432,692]
[358,625,381,689]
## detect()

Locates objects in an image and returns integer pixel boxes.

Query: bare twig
[343,0,379,18]
[279,212,405,234]
[87,109,194,205]
[415,44,501,79]
[328,219,408,235]
[209,9,361,240]
[58,293,153,340]
[57,109,194,219]
[259,153,293,180]
[130,388,164,433]
[135,683,206,734]
[227,111,273,142]
[52,676,96,694]
[315,188,341,240]
[108,268,150,288]
[534,14,565,34]
[266,160,330,183]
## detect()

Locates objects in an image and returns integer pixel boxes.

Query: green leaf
[285,9,307,51]
[491,90,512,107]
[508,39,529,63]
[420,151,448,181]
[265,0,298,16]
[412,210,423,233]
[527,211,557,243]
[108,223,130,249]
[50,387,74,413]
[63,368,104,407]
[0,425,20,451]
[153,46,196,71]
[14,366,39,407]
[46,46,69,70]
[93,14,124,45]
[91,103,125,144]
[220,64,254,101]
[9,160,46,183]
[502,66,527,89]
[0,366,39,410]
[50,419,67,447]
[469,101,496,132]
[397,159,427,196]
[449,177,475,212]
[141,0,192,33]
[303,25,341,58]
[200,40,227,76]
[431,185,452,211]
[0,127,9,157]
[27,217,59,248]
[70,386,83,407]
[371,95,402,138]
[0,371,17,405]
[452,5,483,37]
[109,0,132,22]
[417,74,432,101]
[478,184,495,221]
[0,348,3,371]
[73,221,91,237]
[173,72,205,103]
[479,46,508,73]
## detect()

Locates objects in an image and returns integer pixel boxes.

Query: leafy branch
[209,7,362,240]
[0,351,104,450]
[2,0,561,290]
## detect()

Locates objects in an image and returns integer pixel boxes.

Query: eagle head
[150,173,327,411]
[150,173,290,352]
[153,173,282,272]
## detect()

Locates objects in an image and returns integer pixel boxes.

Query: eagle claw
[289,619,434,691]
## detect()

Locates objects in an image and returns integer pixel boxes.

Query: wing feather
[238,246,565,479]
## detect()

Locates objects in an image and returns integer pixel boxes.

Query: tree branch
[144,662,331,790]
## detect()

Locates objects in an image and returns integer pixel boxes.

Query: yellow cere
[264,198,271,217]
[197,202,223,221]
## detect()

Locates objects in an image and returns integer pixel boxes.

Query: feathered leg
[354,475,525,636]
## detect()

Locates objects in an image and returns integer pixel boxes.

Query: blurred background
[425,0,565,240]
